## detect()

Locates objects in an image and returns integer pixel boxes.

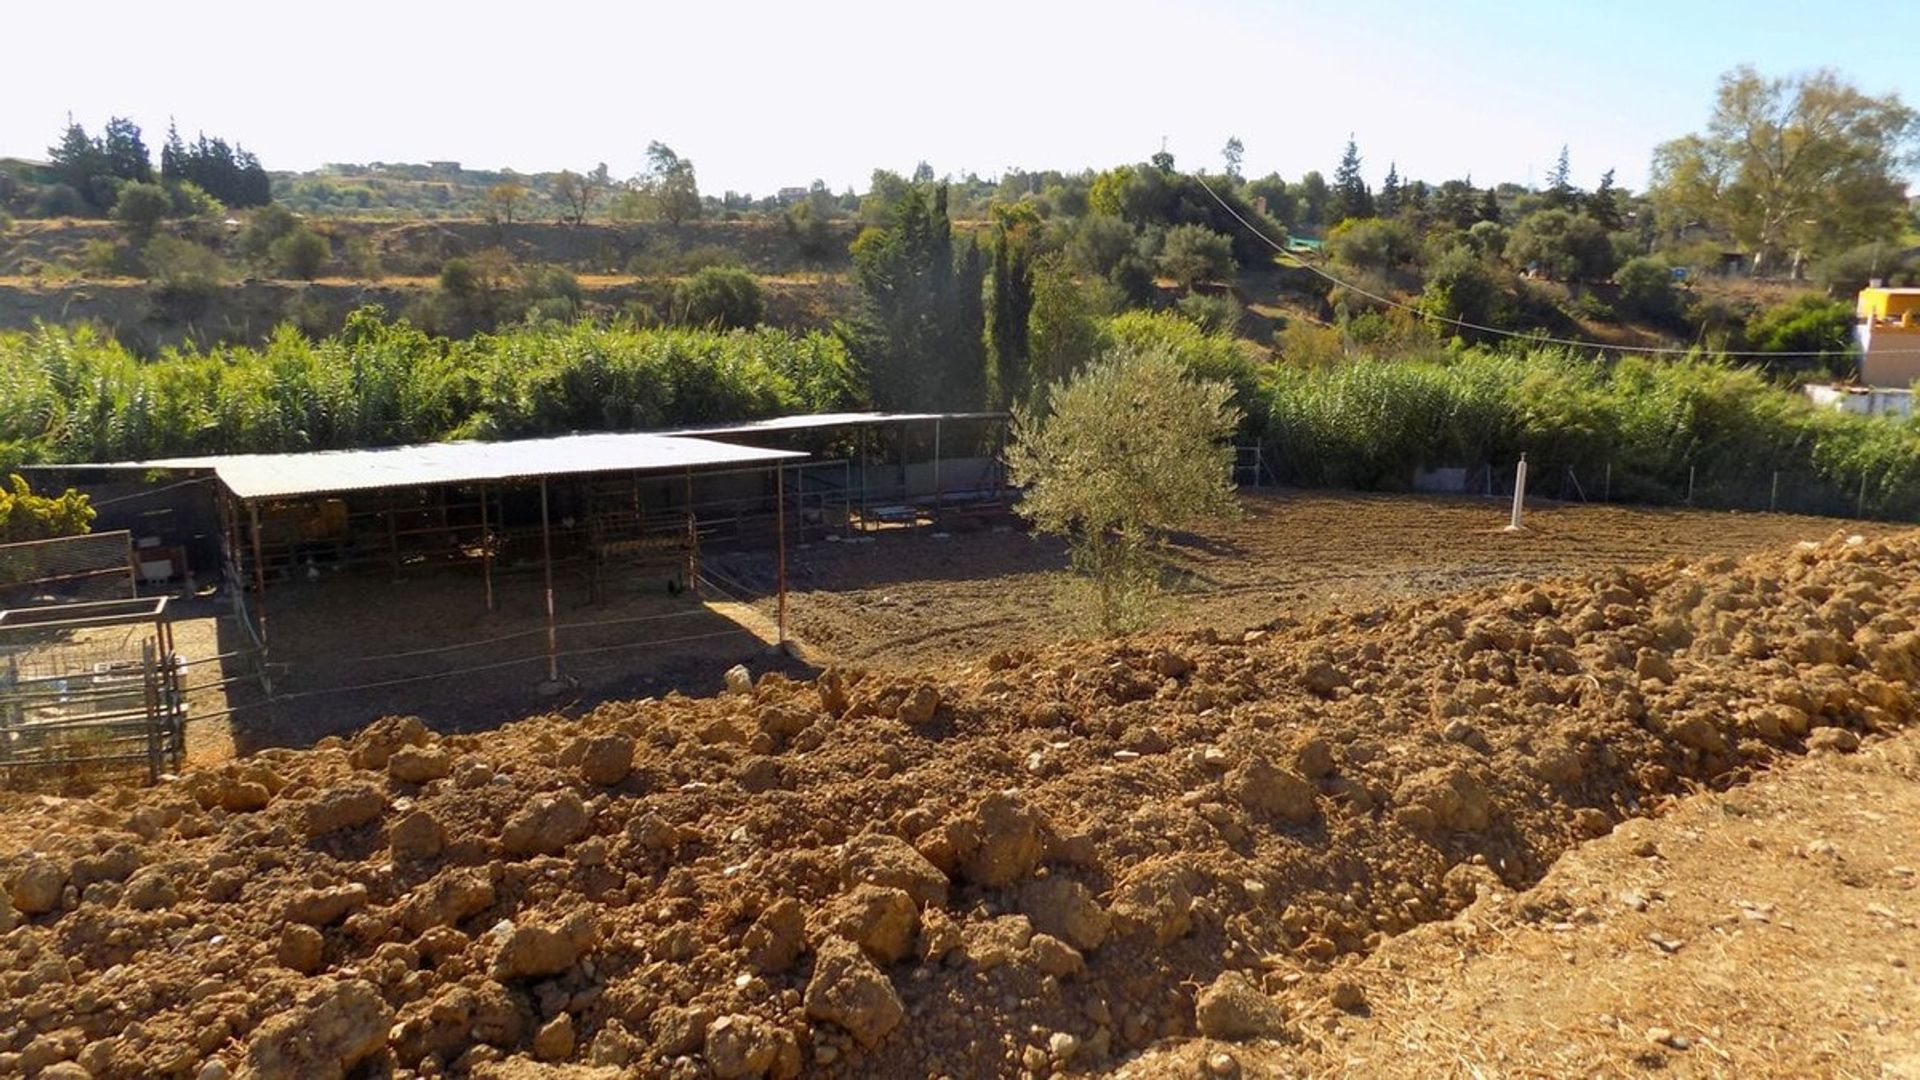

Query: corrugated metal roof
[97,432,806,500]
[27,412,1010,495]
[661,411,1008,437]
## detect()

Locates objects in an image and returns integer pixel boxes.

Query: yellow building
[1856,287,1920,388]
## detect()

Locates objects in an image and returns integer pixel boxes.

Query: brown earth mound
[2,530,1917,1078]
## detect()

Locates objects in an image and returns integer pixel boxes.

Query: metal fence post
[1858,472,1869,519]
[1603,462,1611,503]
[1770,471,1779,513]
[1686,465,1696,506]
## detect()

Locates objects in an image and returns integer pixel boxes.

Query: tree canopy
[1650,65,1919,274]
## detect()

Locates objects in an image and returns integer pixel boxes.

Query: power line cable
[1189,172,1908,360]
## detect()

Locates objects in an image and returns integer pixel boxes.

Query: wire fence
[1238,444,1920,523]
[0,531,137,609]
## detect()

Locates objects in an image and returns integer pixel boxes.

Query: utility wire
[1190,172,1914,360]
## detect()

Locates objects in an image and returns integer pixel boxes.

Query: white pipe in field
[1505,453,1528,532]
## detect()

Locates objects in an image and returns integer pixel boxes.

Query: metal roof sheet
[660,411,1007,437]
[103,432,806,500]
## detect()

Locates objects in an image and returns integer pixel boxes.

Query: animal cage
[0,597,186,786]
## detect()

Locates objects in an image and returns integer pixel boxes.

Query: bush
[344,235,385,280]
[1816,242,1917,295]
[1420,248,1498,326]
[141,236,227,307]
[269,228,330,280]
[167,181,224,219]
[111,181,171,240]
[518,265,583,322]
[33,184,85,218]
[1158,224,1236,289]
[672,266,764,329]
[1614,256,1682,324]
[1325,217,1419,272]
[1504,209,1616,280]
[1745,294,1855,376]
[240,204,298,261]
[1175,291,1242,334]
[1070,215,1136,277]
[0,474,94,542]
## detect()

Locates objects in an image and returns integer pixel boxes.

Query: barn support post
[684,468,699,598]
[540,476,558,683]
[479,482,495,613]
[858,427,870,532]
[776,464,788,646]
[247,501,269,649]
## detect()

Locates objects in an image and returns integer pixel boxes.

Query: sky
[8,0,1918,197]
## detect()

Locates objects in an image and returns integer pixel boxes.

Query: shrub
[167,181,224,219]
[672,266,764,329]
[1070,215,1136,277]
[269,228,330,280]
[1158,224,1236,289]
[1816,242,1917,295]
[1504,209,1616,280]
[240,203,298,260]
[1175,291,1242,334]
[0,474,94,542]
[1325,217,1419,272]
[1421,248,1498,326]
[111,181,171,240]
[344,235,384,280]
[141,236,227,308]
[1745,294,1855,376]
[1614,256,1682,324]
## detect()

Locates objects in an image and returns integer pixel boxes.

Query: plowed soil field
[779,491,1896,669]
[4,522,1919,1078]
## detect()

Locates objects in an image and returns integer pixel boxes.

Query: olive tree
[1005,341,1240,632]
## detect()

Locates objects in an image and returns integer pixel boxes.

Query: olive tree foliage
[1005,341,1241,632]
[1649,66,1920,275]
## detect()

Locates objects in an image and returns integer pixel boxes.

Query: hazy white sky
[9,0,1917,196]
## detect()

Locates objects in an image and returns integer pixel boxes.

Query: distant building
[776,186,809,204]
[428,161,462,175]
[1804,383,1913,419]
[1854,286,1920,388]
[0,156,56,184]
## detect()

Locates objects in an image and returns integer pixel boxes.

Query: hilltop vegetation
[3,63,1919,519]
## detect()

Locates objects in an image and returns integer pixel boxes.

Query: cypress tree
[1378,162,1401,218]
[1330,137,1373,224]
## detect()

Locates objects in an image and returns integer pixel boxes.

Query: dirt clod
[1195,971,1289,1040]
[244,978,392,1080]
[804,937,905,1049]
[577,733,636,786]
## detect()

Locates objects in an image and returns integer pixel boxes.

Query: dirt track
[1133,725,1920,1078]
